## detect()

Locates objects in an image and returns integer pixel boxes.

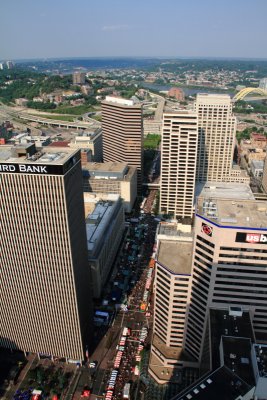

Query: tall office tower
[184,182,267,363]
[148,222,195,384]
[195,94,236,182]
[102,96,143,192]
[160,111,198,221]
[0,144,92,362]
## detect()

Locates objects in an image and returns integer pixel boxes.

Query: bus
[94,311,109,325]
[123,383,131,399]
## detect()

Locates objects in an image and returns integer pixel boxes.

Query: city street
[87,213,159,400]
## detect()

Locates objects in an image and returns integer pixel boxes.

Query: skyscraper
[0,144,92,361]
[184,183,267,363]
[160,111,198,221]
[195,94,236,182]
[101,96,143,192]
[148,223,194,384]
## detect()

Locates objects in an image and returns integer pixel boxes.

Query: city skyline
[1,0,267,60]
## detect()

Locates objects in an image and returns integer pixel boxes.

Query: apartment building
[0,144,92,361]
[160,111,198,221]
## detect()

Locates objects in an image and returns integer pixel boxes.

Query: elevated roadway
[18,113,99,130]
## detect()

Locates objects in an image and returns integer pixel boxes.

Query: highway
[148,92,165,121]
[0,104,100,131]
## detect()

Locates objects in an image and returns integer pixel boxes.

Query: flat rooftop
[83,162,135,181]
[196,93,231,101]
[152,334,194,362]
[157,240,193,275]
[76,129,101,138]
[196,182,255,201]
[103,96,140,107]
[163,110,197,116]
[84,161,128,174]
[221,337,255,386]
[83,162,136,181]
[210,309,255,386]
[0,144,78,165]
[253,344,267,378]
[197,197,267,229]
[173,366,252,400]
[251,160,264,168]
[84,193,120,256]
[158,222,192,238]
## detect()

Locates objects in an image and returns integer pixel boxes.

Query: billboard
[0,155,80,176]
[236,232,267,244]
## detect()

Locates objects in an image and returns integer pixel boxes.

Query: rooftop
[196,182,254,201]
[251,160,264,168]
[158,223,192,238]
[152,334,194,362]
[210,308,255,386]
[84,161,128,174]
[82,162,136,181]
[221,337,255,386]
[0,144,78,165]
[173,366,252,400]
[253,344,267,378]
[163,110,197,116]
[157,240,193,275]
[196,93,231,104]
[84,193,121,257]
[74,129,101,141]
[47,141,70,147]
[196,182,267,229]
[104,96,140,107]
[197,198,267,229]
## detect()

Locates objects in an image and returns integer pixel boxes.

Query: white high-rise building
[184,183,267,363]
[160,111,198,221]
[259,78,267,92]
[195,94,236,182]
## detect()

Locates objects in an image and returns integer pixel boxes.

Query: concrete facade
[82,162,137,213]
[84,193,125,298]
[69,129,103,163]
[195,94,236,182]
[101,96,143,192]
[149,223,196,384]
[185,193,267,363]
[160,111,198,221]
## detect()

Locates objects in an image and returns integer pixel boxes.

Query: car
[81,389,91,398]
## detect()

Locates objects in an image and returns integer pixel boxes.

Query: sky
[1,0,267,60]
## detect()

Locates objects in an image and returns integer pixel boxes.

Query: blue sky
[1,0,267,60]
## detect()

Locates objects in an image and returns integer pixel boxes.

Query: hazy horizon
[8,56,267,63]
[1,0,267,60]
